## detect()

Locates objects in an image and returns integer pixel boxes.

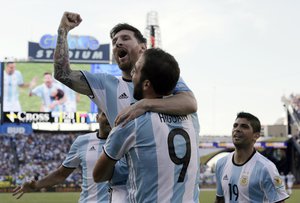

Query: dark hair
[236,112,261,133]
[6,61,15,66]
[56,89,64,100]
[110,23,146,44]
[140,48,180,96]
[44,72,52,76]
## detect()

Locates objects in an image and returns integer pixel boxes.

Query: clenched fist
[58,11,82,32]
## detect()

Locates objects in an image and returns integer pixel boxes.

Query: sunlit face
[132,55,145,100]
[232,118,259,149]
[112,30,145,75]
[97,112,111,138]
[43,74,53,88]
[5,63,16,75]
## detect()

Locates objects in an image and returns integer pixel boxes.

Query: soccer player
[286,172,295,195]
[29,72,65,112]
[12,112,112,203]
[3,62,35,112]
[54,11,197,129]
[93,48,200,203]
[215,112,289,203]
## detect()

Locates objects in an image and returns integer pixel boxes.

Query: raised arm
[115,91,197,126]
[12,165,74,199]
[54,11,92,96]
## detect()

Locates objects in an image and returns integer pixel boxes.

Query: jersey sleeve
[173,76,191,94]
[103,121,136,161]
[80,70,119,126]
[261,163,289,202]
[16,71,24,86]
[110,157,129,186]
[31,86,43,97]
[62,137,81,169]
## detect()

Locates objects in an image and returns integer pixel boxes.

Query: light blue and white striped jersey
[215,151,289,203]
[81,71,191,127]
[3,70,24,111]
[104,112,200,203]
[63,132,109,203]
[31,83,61,112]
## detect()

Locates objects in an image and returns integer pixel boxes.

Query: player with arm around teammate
[214,112,289,203]
[93,48,200,203]
[53,11,197,128]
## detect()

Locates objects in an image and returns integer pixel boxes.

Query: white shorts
[3,101,22,112]
[110,185,128,203]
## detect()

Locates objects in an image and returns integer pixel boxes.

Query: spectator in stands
[29,72,65,112]
[3,62,36,112]
[215,112,289,203]
[12,112,111,203]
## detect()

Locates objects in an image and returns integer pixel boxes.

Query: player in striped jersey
[54,11,197,130]
[3,62,35,112]
[215,112,289,203]
[54,12,198,202]
[93,48,200,203]
[13,112,112,203]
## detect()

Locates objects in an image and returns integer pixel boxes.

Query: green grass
[1,189,299,203]
[16,62,91,112]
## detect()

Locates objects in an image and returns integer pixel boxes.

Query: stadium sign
[0,123,33,135]
[3,112,97,124]
[28,34,110,63]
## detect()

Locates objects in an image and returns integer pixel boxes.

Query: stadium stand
[0,132,83,191]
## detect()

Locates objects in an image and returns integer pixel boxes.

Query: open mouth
[118,49,128,59]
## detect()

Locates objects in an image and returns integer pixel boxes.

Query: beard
[133,80,144,100]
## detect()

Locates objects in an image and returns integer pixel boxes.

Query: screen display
[2,62,121,124]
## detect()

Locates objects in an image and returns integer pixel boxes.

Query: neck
[122,71,132,81]
[233,147,255,165]
[96,131,106,139]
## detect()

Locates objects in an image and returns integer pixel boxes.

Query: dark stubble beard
[133,80,144,101]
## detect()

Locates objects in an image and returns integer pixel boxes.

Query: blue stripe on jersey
[80,137,89,202]
[134,116,159,203]
[173,77,191,94]
[260,163,280,202]
[216,156,228,197]
[249,161,264,203]
[229,165,243,203]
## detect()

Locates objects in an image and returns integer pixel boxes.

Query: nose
[115,38,123,48]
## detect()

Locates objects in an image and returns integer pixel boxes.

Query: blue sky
[1,0,300,135]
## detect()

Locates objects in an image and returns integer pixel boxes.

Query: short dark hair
[140,48,180,96]
[236,112,261,133]
[44,72,52,76]
[6,61,15,66]
[110,23,147,44]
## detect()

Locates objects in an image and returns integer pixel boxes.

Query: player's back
[126,112,200,203]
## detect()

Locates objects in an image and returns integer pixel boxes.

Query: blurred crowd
[0,132,82,189]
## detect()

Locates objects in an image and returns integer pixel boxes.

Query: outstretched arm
[115,91,197,126]
[54,11,92,96]
[12,165,74,199]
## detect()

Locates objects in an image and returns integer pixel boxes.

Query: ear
[143,79,151,90]
[253,132,260,141]
[141,43,147,51]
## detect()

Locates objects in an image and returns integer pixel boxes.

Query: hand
[12,180,37,199]
[114,100,148,127]
[29,76,38,89]
[59,11,82,32]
